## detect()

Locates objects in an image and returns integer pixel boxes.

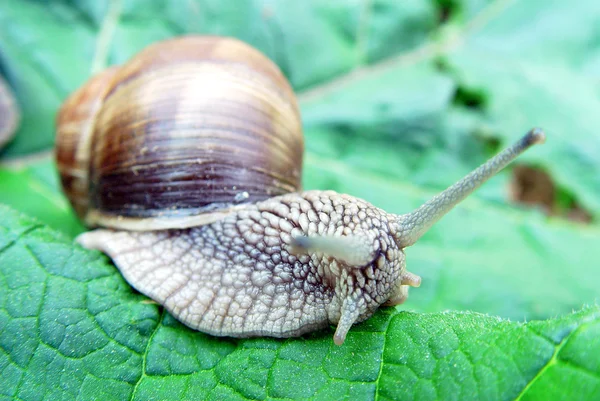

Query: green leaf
[1,204,599,400]
[0,159,85,238]
[0,1,96,156]
[444,0,600,218]
[0,0,438,157]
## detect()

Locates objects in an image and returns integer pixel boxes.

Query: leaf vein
[514,318,598,400]
[129,308,165,401]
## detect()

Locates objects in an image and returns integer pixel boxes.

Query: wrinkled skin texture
[79,190,418,343]
[76,131,545,344]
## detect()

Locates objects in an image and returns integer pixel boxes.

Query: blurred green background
[2,0,598,321]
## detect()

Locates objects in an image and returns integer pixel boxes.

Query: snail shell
[56,36,303,230]
[0,74,20,149]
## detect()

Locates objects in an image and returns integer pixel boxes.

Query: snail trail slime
[55,35,546,345]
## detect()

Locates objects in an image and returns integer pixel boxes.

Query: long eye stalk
[395,128,546,248]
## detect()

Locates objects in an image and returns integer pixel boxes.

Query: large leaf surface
[1,205,599,401]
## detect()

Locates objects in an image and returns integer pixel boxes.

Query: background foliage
[1,0,599,400]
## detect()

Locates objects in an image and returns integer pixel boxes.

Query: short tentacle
[333,296,361,345]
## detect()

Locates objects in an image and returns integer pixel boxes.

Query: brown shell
[0,75,20,148]
[56,36,304,230]
[56,66,120,218]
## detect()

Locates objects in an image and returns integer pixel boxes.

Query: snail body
[56,35,545,345]
[78,190,410,343]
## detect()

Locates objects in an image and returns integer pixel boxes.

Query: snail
[55,35,546,345]
[0,74,20,149]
